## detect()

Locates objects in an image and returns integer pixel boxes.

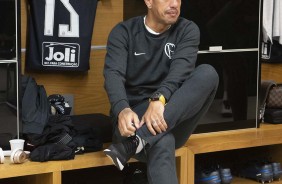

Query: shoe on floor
[239,161,273,183]
[123,168,148,184]
[271,162,282,180]
[219,168,233,184]
[104,136,139,171]
[195,169,221,184]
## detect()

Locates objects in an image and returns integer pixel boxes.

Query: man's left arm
[141,22,200,135]
[158,22,200,102]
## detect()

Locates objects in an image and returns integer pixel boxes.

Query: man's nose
[170,0,180,7]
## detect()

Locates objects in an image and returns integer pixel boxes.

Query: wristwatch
[149,92,166,105]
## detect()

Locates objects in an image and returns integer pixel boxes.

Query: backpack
[22,75,50,134]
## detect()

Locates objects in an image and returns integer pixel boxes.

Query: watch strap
[159,95,166,105]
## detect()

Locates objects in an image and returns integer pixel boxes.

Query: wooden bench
[0,145,188,184]
[2,123,282,184]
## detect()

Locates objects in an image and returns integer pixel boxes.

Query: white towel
[262,0,274,43]
[263,0,282,44]
[272,0,282,44]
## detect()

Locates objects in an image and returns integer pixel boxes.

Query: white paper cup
[9,139,25,152]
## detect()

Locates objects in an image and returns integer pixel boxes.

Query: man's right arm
[104,24,130,119]
[104,25,141,135]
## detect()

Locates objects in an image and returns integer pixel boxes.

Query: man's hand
[141,101,168,135]
[118,108,140,137]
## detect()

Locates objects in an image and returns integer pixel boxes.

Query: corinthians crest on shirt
[42,42,80,67]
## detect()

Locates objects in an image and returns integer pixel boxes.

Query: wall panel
[20,0,282,116]
[20,0,123,115]
[261,63,282,82]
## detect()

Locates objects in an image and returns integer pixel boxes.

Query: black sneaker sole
[103,148,125,171]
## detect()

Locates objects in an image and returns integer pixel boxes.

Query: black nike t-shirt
[26,0,98,71]
[104,16,200,117]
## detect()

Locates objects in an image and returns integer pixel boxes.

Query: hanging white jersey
[26,0,98,71]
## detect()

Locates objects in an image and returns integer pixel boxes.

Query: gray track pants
[113,64,219,184]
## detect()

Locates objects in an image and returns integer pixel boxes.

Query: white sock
[135,135,146,154]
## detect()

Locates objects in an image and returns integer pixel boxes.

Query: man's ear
[144,0,152,9]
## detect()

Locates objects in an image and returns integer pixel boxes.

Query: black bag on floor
[264,108,282,124]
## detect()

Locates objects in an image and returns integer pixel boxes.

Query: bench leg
[23,171,62,184]
[187,149,195,184]
[176,147,188,184]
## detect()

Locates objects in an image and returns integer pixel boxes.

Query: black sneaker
[104,136,139,171]
[123,168,148,184]
[195,169,221,184]
[219,168,233,184]
[239,161,273,183]
[272,162,282,180]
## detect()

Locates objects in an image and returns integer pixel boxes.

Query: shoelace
[122,135,139,155]
[131,124,148,159]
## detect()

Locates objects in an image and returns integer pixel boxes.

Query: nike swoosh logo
[134,52,146,56]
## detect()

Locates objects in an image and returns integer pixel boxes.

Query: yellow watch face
[150,92,162,101]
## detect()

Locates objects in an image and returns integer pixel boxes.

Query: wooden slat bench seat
[0,145,187,184]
